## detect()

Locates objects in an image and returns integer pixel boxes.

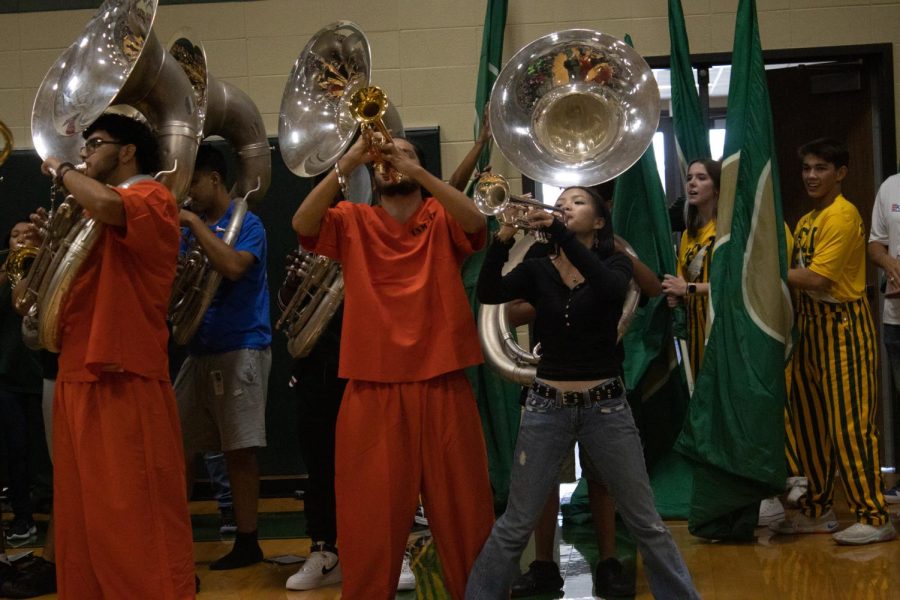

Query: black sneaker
[219,506,237,535]
[5,518,37,542]
[594,557,635,597]
[1,556,56,599]
[510,560,564,598]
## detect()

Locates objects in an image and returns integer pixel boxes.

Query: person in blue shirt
[174,144,272,570]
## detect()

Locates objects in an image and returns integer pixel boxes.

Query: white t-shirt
[869,173,900,324]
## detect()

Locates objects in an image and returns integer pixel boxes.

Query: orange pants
[54,375,195,599]
[335,371,494,600]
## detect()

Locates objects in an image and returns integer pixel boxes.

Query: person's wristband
[686,283,697,296]
[55,162,76,187]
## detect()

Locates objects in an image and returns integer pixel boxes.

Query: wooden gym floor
[5,478,900,599]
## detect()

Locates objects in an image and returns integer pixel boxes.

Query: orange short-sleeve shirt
[57,179,179,382]
[300,198,485,382]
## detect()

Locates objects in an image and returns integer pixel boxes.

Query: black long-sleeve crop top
[476,220,633,380]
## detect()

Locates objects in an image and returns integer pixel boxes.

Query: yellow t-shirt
[783,222,794,265]
[792,194,867,302]
[678,219,716,283]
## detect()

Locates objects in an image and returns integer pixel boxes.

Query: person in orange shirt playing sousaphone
[33,113,196,598]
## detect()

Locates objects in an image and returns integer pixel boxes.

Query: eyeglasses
[80,138,122,156]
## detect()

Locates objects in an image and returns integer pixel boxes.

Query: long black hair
[684,158,721,238]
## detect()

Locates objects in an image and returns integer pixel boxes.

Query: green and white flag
[675,0,793,540]
[669,0,711,171]
[612,91,691,472]
[612,35,692,519]
[461,0,518,513]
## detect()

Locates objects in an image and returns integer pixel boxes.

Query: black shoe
[4,518,37,542]
[594,557,635,597]
[209,531,263,570]
[1,557,57,599]
[511,560,564,598]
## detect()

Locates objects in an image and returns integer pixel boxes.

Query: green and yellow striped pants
[788,294,888,525]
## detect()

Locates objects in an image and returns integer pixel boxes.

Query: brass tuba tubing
[4,245,38,288]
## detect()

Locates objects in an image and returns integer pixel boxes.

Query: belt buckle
[561,391,581,407]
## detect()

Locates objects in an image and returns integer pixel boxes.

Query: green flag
[667,0,704,345]
[472,0,507,173]
[612,34,692,518]
[460,0,519,513]
[675,0,793,540]
[669,0,711,171]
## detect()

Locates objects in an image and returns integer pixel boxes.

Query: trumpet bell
[278,21,371,177]
[490,29,660,187]
[473,173,510,215]
[350,86,388,125]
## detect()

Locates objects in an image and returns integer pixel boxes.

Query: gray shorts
[175,347,271,454]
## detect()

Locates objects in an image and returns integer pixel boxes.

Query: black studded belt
[530,378,624,407]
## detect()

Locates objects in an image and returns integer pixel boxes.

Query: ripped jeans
[465,383,699,600]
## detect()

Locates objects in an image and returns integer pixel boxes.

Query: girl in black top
[465,187,699,600]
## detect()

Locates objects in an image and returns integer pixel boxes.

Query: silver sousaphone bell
[489,29,660,188]
[274,21,404,359]
[479,29,658,384]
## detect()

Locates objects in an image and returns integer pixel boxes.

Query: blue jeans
[204,451,233,510]
[465,384,699,600]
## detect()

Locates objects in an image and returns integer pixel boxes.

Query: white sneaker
[285,545,342,590]
[832,522,897,546]
[769,509,839,535]
[785,476,808,507]
[758,497,785,527]
[397,552,416,591]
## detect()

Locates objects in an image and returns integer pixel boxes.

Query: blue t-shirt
[184,202,272,354]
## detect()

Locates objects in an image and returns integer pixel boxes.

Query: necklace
[552,255,582,286]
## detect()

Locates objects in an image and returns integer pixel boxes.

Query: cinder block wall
[3,0,900,192]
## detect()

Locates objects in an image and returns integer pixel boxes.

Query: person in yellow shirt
[770,138,894,545]
[663,159,720,380]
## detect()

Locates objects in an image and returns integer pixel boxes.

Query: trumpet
[473,173,565,230]
[349,85,401,183]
